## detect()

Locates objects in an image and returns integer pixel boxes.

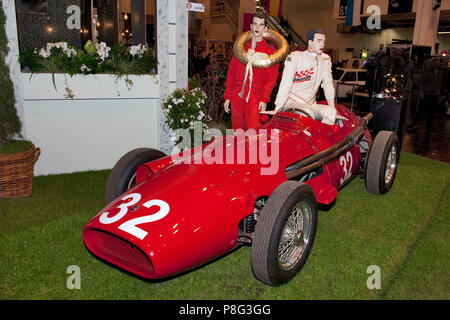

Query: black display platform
[368,96,407,146]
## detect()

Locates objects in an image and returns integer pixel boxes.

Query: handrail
[256,5,306,47]
[256,5,289,38]
[210,2,238,26]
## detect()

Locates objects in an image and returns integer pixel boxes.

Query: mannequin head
[250,14,267,42]
[306,29,326,54]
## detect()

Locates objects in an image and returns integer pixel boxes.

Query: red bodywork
[83,104,372,279]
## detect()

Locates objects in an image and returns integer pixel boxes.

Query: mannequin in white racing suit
[275,29,337,125]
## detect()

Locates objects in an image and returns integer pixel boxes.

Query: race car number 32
[339,151,353,185]
[98,193,169,240]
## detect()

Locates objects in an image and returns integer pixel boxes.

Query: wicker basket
[0,144,41,198]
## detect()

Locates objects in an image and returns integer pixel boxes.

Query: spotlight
[390,0,399,8]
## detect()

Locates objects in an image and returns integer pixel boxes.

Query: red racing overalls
[224,39,279,130]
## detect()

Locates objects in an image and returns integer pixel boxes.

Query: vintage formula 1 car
[83,103,400,286]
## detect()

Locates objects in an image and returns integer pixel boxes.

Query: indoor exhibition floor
[402,115,450,164]
[340,99,450,164]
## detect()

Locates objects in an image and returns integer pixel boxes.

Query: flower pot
[0,144,41,198]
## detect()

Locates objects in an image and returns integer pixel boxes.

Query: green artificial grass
[0,153,448,300]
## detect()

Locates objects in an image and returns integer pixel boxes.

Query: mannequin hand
[259,101,267,112]
[224,99,230,113]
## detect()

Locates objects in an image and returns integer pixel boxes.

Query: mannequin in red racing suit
[224,14,279,130]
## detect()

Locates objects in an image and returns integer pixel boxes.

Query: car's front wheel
[105,148,166,205]
[251,181,318,286]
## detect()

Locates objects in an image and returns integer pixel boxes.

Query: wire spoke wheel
[384,144,398,185]
[127,172,137,190]
[278,202,312,270]
[252,182,318,286]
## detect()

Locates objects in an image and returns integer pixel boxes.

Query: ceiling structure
[370,9,450,32]
[287,0,335,10]
[283,0,450,32]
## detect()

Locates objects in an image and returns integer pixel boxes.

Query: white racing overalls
[275,50,336,125]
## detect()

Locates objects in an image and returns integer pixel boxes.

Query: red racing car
[83,103,400,286]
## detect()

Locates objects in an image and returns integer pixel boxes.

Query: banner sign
[186,2,205,12]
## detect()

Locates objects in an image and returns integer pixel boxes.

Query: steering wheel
[283,108,314,119]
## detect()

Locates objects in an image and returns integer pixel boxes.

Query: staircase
[256,5,306,48]
[210,1,239,34]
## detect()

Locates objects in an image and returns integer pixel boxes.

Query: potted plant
[19,40,158,99]
[191,59,228,123]
[0,5,40,198]
[161,87,211,147]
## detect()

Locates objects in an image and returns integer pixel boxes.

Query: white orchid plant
[20,40,157,77]
[161,87,210,144]
[128,44,148,58]
[19,40,158,98]
[37,41,77,59]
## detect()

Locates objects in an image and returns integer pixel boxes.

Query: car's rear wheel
[251,181,318,286]
[365,131,399,195]
[105,148,166,205]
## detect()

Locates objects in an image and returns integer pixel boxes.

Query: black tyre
[365,131,400,195]
[105,148,166,205]
[251,181,318,286]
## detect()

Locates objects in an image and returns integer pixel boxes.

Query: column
[413,0,440,55]
[176,0,188,89]
[98,0,119,45]
[156,0,188,154]
[81,0,93,44]
[1,0,26,137]
[239,0,256,34]
[131,0,146,45]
